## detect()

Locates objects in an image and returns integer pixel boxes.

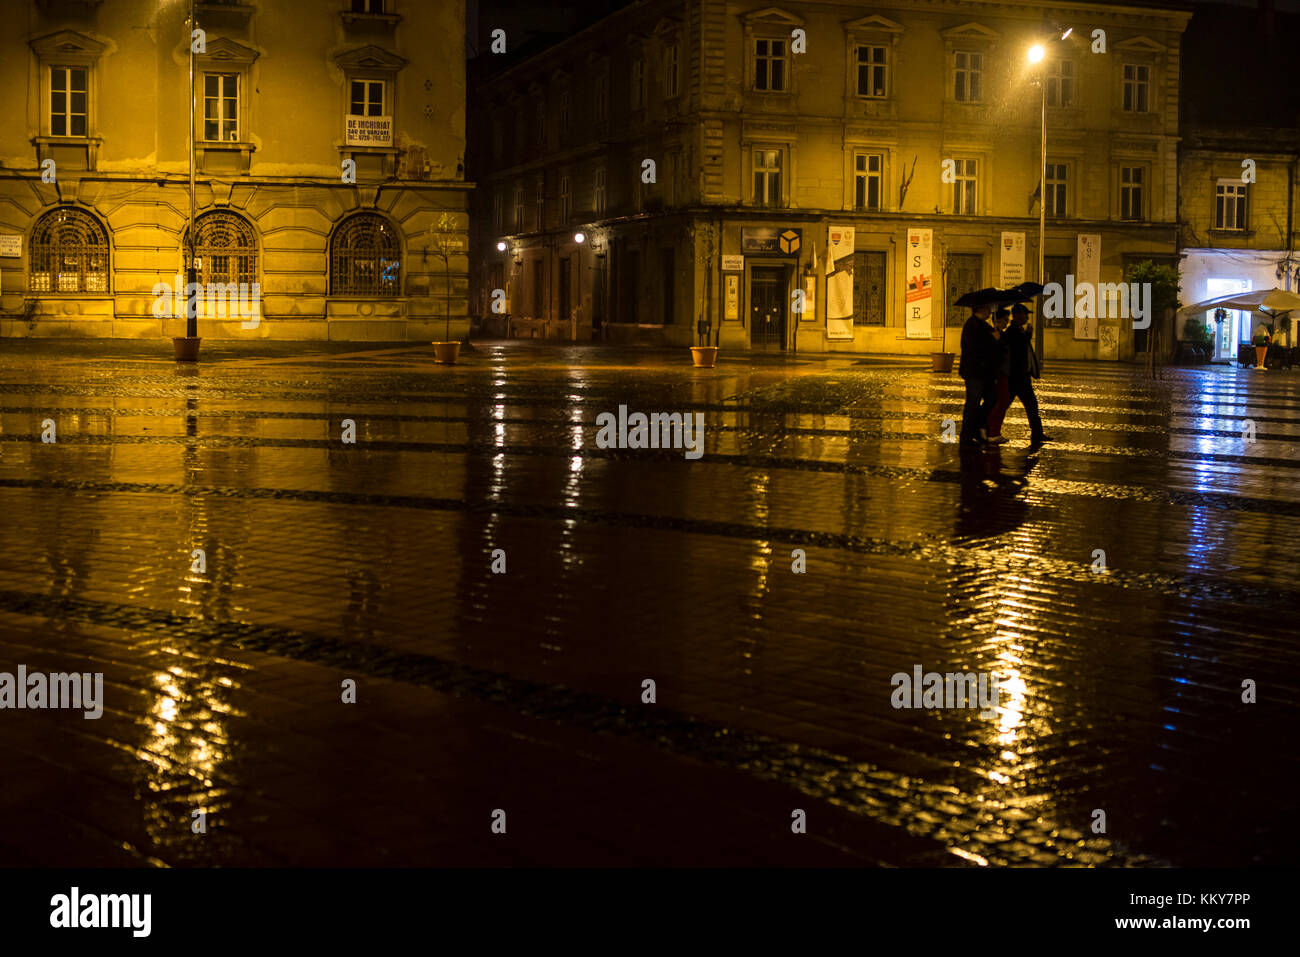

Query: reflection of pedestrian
[1006,303,1050,444]
[958,303,997,445]
[984,308,1013,443]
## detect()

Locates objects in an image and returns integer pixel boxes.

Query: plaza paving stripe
[0,584,1163,868]
[1,477,1296,610]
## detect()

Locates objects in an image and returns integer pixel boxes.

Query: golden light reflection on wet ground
[0,341,1297,865]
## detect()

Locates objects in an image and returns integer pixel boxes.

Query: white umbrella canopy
[1178,287,1300,317]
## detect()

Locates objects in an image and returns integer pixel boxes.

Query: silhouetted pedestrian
[984,308,1013,443]
[958,303,998,445]
[1006,302,1050,444]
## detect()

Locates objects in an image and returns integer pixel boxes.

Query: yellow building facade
[472,0,1192,360]
[0,0,469,340]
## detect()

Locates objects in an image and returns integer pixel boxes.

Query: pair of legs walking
[962,376,1046,443]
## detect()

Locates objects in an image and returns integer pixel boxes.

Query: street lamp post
[574,231,585,339]
[1029,43,1046,362]
[187,0,197,340]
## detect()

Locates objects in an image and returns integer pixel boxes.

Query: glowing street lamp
[496,241,507,252]
[573,233,586,335]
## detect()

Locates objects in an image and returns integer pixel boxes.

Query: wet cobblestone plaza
[0,340,1296,867]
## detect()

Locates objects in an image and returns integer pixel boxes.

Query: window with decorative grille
[945,253,983,326]
[853,251,886,325]
[29,206,109,294]
[330,213,400,296]
[185,211,257,287]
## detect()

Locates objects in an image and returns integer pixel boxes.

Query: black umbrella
[1002,281,1045,301]
[953,286,1004,308]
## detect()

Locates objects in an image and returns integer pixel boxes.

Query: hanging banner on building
[905,228,933,339]
[825,226,854,340]
[999,232,1026,287]
[1075,233,1101,340]
[346,115,393,147]
[724,274,739,320]
[802,275,816,327]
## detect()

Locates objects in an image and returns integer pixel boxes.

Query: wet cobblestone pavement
[1,339,1296,867]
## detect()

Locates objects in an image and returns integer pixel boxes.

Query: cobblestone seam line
[0,585,1165,867]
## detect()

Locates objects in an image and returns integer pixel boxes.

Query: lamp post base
[172,337,201,362]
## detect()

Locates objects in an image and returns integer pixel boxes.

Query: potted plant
[1253,331,1271,370]
[932,252,956,372]
[690,222,719,368]
[429,212,462,364]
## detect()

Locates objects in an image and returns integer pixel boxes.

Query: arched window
[330,213,400,296]
[29,206,110,293]
[185,210,257,287]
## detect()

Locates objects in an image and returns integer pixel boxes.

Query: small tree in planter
[689,220,719,367]
[1124,259,1180,380]
[429,212,462,363]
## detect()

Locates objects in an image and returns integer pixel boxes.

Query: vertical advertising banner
[826,226,855,340]
[1075,233,1101,340]
[724,274,739,320]
[905,228,933,339]
[999,232,1026,287]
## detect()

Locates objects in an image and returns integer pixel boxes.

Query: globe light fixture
[496,241,507,252]
[1028,44,1045,63]
[574,232,586,244]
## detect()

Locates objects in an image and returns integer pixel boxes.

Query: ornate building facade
[470,0,1193,360]
[0,0,469,340]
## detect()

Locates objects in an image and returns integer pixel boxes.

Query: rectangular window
[514,185,525,232]
[952,158,977,214]
[352,0,384,12]
[753,148,782,206]
[754,38,787,92]
[853,251,887,325]
[595,74,608,121]
[1215,181,1247,230]
[663,44,679,97]
[1046,163,1067,217]
[1122,64,1150,112]
[536,175,545,230]
[1120,166,1144,220]
[203,73,238,141]
[559,91,569,135]
[954,51,982,102]
[854,152,883,211]
[632,59,645,109]
[535,100,546,146]
[560,176,571,222]
[595,167,607,214]
[349,79,385,116]
[945,253,984,326]
[1047,59,1073,108]
[50,66,87,137]
[493,193,504,232]
[856,46,888,98]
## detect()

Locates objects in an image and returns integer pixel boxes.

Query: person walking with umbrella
[957,292,999,445]
[983,307,1014,444]
[1006,302,1050,444]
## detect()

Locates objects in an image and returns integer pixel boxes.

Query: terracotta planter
[1255,345,1269,369]
[432,341,461,365]
[690,346,719,368]
[172,336,201,362]
[931,352,956,373]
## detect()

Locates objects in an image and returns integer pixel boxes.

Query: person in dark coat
[984,308,1013,443]
[958,303,998,445]
[1006,302,1050,444]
